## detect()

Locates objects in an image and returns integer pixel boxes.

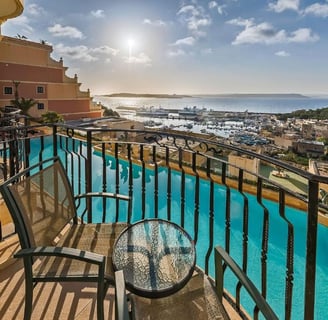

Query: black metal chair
[0,156,130,320]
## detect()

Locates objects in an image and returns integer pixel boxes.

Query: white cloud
[54,44,98,62]
[201,48,213,54]
[124,52,152,65]
[227,17,254,27]
[6,16,34,34]
[91,46,119,56]
[208,1,218,9]
[303,3,328,18]
[177,4,211,36]
[217,5,227,15]
[178,5,200,16]
[290,28,319,43]
[268,0,300,13]
[275,50,290,57]
[227,18,319,45]
[27,4,46,16]
[91,9,105,18]
[208,0,227,15]
[167,49,186,57]
[54,44,119,63]
[48,24,84,39]
[172,36,196,46]
[143,19,166,27]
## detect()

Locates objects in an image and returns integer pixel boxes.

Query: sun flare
[127,38,135,57]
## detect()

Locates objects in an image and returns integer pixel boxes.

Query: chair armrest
[215,246,278,320]
[115,270,130,320]
[75,192,130,202]
[14,246,105,266]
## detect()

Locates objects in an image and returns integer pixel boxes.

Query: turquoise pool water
[29,137,328,319]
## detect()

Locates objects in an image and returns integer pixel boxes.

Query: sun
[127,38,135,57]
[127,38,135,49]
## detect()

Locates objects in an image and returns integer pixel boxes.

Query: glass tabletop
[112,219,196,298]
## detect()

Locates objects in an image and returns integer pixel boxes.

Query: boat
[135,106,169,118]
[272,169,289,179]
[178,106,207,120]
[184,123,193,129]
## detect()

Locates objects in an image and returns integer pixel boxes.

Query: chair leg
[23,259,33,320]
[97,282,105,320]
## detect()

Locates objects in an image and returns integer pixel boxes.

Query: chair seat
[129,269,230,320]
[33,223,128,280]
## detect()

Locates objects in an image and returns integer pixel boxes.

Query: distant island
[104,93,310,99]
[105,93,192,98]
[198,93,309,98]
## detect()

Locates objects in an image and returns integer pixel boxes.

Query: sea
[94,94,328,138]
[94,94,328,114]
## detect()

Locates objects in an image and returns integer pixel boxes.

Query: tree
[11,97,37,117]
[103,107,120,117]
[13,81,20,101]
[41,111,64,123]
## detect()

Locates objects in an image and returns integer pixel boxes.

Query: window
[4,87,13,94]
[37,86,44,94]
[37,103,45,110]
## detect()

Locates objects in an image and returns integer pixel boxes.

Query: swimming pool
[29,136,328,319]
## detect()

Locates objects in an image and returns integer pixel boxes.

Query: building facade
[292,139,325,158]
[0,36,103,121]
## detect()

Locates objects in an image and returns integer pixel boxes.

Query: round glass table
[112,219,196,298]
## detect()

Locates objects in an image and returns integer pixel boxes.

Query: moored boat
[135,106,169,118]
[178,106,207,119]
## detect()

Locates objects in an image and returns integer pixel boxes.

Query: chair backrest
[0,157,77,249]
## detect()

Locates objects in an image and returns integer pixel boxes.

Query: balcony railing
[1,123,328,320]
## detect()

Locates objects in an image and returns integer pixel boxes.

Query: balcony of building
[1,123,327,319]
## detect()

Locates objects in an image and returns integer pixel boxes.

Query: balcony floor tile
[0,259,116,319]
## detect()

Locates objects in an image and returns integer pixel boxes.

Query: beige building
[0,36,103,120]
[292,139,325,158]
[228,152,260,182]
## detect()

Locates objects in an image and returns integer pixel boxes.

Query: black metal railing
[1,123,328,320]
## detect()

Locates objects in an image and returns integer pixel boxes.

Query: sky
[2,0,328,95]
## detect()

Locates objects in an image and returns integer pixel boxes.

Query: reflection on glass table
[112,219,196,298]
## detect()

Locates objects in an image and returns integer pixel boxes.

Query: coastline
[95,94,328,114]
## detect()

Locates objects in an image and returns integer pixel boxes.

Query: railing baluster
[278,189,294,320]
[86,130,92,223]
[101,143,107,222]
[114,142,120,222]
[140,145,146,220]
[178,148,185,228]
[221,162,231,255]
[127,143,133,223]
[24,138,30,169]
[166,147,172,221]
[304,180,319,320]
[38,135,44,164]
[192,152,199,244]
[238,169,249,274]
[205,157,214,275]
[153,145,158,219]
[254,177,269,319]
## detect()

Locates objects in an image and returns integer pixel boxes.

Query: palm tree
[13,81,20,101]
[41,111,64,123]
[11,97,37,117]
